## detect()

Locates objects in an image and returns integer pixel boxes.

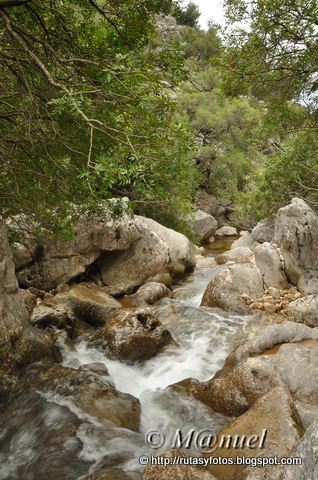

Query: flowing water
[0,238,267,480]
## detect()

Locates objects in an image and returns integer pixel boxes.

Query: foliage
[177,26,264,204]
[171,1,201,27]
[0,0,197,234]
[224,0,318,219]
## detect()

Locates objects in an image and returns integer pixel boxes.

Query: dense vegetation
[1,0,317,234]
[224,0,318,220]
[0,0,197,233]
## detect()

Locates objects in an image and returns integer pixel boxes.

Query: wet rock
[288,294,318,327]
[14,326,61,368]
[21,363,141,430]
[192,210,218,245]
[81,362,109,376]
[201,264,264,313]
[99,221,171,292]
[206,387,302,480]
[134,282,171,305]
[254,242,288,289]
[31,303,74,334]
[251,219,274,244]
[85,468,133,480]
[274,197,318,294]
[215,226,238,237]
[136,216,195,275]
[143,449,217,480]
[283,418,318,480]
[88,309,174,363]
[66,283,122,327]
[193,356,282,416]
[31,283,122,334]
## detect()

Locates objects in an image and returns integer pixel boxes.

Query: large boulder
[288,294,318,327]
[254,242,288,289]
[199,342,318,426]
[201,264,264,313]
[205,386,302,480]
[283,418,318,480]
[98,221,171,292]
[13,210,141,291]
[136,216,195,274]
[192,356,282,416]
[192,210,218,244]
[251,219,274,244]
[31,283,123,336]
[143,450,217,480]
[66,283,122,326]
[88,308,174,363]
[274,198,318,294]
[189,322,318,422]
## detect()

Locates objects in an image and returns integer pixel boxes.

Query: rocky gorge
[1,197,318,479]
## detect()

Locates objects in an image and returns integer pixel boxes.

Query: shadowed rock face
[274,198,318,294]
[0,221,58,396]
[13,212,141,290]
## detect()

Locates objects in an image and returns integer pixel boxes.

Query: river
[0,238,267,480]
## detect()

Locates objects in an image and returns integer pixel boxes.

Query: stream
[0,238,268,480]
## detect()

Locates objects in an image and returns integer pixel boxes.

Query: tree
[177,25,264,203]
[172,1,201,27]
[0,0,197,234]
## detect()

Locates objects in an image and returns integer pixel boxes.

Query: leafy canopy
[0,0,197,233]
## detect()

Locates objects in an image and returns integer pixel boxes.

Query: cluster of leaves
[0,0,197,234]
